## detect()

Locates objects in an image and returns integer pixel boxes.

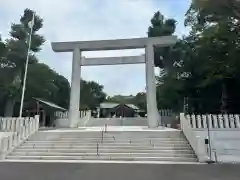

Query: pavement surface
[0,162,239,180]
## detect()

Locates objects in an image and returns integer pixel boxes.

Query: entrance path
[0,162,239,180]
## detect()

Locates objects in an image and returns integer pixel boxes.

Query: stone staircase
[6,129,198,162]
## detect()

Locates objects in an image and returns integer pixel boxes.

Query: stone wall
[181,113,240,163]
[0,116,39,159]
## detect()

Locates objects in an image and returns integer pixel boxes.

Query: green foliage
[133,93,147,111]
[0,9,45,116]
[186,0,240,31]
[0,36,6,59]
[148,11,176,68]
[80,80,106,110]
[25,63,67,107]
[7,9,45,70]
[154,3,240,113]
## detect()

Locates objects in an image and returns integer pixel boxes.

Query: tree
[52,75,70,109]
[106,95,134,104]
[153,1,240,114]
[2,9,45,116]
[144,6,240,114]
[148,11,177,69]
[0,36,6,59]
[191,0,240,22]
[80,80,106,110]
[133,92,147,111]
[184,1,240,113]
[6,63,70,116]
[25,63,69,105]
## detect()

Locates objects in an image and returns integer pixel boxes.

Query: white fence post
[235,115,240,128]
[197,115,202,128]
[191,115,196,128]
[212,115,218,128]
[202,115,207,128]
[34,115,40,131]
[218,115,224,128]
[6,119,11,131]
[229,114,235,128]
[207,115,213,129]
[223,114,230,128]
[2,119,7,130]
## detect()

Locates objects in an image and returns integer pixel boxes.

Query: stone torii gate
[51,36,177,128]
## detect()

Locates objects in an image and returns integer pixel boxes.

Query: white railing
[83,117,148,127]
[76,110,92,126]
[159,109,175,127]
[0,115,39,159]
[187,114,240,129]
[54,110,92,127]
[181,113,240,163]
[54,110,91,119]
[180,113,209,162]
[54,111,68,119]
[159,109,173,116]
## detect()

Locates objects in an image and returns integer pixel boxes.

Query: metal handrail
[101,129,104,144]
[96,140,99,156]
[96,124,108,155]
[104,123,107,133]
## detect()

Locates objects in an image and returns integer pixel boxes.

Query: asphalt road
[0,162,239,180]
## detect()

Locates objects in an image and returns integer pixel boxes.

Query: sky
[0,0,190,96]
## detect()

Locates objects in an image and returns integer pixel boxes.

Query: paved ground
[0,162,239,180]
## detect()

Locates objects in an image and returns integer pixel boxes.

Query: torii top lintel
[51,36,177,52]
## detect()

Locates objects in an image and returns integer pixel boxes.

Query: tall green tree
[148,11,176,69]
[2,9,45,116]
[153,2,240,113]
[184,0,240,113]
[147,11,181,111]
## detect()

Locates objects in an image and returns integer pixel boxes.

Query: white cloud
[0,0,189,96]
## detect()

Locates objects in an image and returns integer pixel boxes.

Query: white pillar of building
[68,48,81,127]
[145,44,160,128]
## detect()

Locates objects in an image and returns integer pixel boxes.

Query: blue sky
[0,0,190,96]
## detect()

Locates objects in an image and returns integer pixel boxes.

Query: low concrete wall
[159,109,175,126]
[193,129,240,163]
[85,117,148,126]
[54,118,70,128]
[0,132,15,147]
[55,110,92,128]
[181,113,240,163]
[180,113,208,162]
[0,132,14,138]
[0,116,40,159]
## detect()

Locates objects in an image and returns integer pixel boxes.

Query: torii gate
[51,36,177,128]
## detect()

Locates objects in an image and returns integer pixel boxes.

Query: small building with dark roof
[97,102,143,118]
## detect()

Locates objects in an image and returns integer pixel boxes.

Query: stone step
[25,140,189,145]
[8,129,196,162]
[34,132,183,138]
[30,138,185,141]
[34,131,182,134]
[30,136,185,140]
[29,137,186,141]
[7,155,197,162]
[13,148,194,154]
[20,143,191,148]
[9,152,196,158]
